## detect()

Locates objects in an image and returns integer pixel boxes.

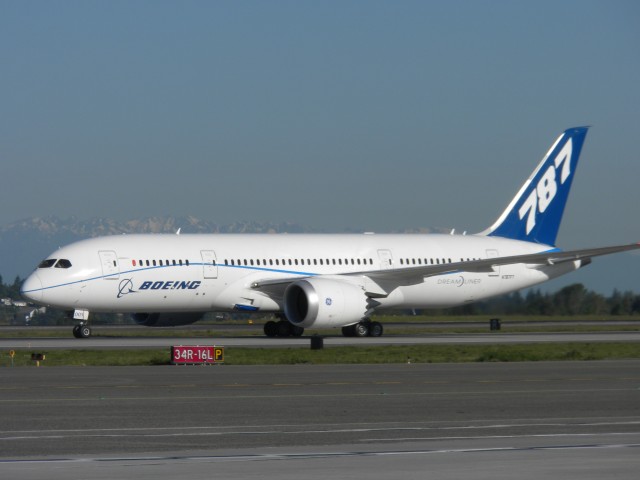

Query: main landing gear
[342,320,384,337]
[263,318,384,338]
[264,319,304,338]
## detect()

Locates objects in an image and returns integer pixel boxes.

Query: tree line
[420,283,640,317]
[0,275,23,299]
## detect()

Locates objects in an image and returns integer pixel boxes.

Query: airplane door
[377,249,393,269]
[98,250,119,280]
[486,249,500,277]
[201,250,218,279]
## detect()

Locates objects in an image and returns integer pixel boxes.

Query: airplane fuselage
[24,233,575,314]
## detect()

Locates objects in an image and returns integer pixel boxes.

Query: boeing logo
[117,279,136,298]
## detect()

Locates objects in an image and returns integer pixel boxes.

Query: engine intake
[284,278,368,328]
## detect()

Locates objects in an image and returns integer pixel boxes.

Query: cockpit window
[37,258,72,269]
[55,259,72,269]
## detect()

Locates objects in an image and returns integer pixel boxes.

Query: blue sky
[2,1,640,292]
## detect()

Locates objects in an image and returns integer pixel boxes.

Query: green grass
[1,349,168,367]
[2,342,640,367]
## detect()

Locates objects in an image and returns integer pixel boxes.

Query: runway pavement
[1,361,639,479]
[2,331,640,349]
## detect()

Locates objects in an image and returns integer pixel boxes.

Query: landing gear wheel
[79,325,92,338]
[353,322,370,337]
[72,325,82,338]
[342,325,355,337]
[369,321,384,337]
[264,320,278,337]
[276,320,292,337]
[290,325,305,337]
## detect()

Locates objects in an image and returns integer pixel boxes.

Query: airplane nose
[21,273,43,304]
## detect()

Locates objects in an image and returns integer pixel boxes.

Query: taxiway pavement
[1,361,639,479]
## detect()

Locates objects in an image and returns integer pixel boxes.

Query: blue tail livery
[481,127,589,246]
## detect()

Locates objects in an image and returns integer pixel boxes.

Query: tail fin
[480,127,589,246]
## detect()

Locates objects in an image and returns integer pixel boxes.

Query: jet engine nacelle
[283,277,369,328]
[131,312,205,327]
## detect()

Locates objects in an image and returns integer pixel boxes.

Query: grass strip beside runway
[2,342,640,367]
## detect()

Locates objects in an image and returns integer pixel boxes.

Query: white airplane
[20,127,639,338]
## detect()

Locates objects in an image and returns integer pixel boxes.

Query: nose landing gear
[72,323,92,338]
[71,309,92,338]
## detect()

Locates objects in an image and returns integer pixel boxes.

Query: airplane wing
[251,242,640,292]
[362,242,640,287]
